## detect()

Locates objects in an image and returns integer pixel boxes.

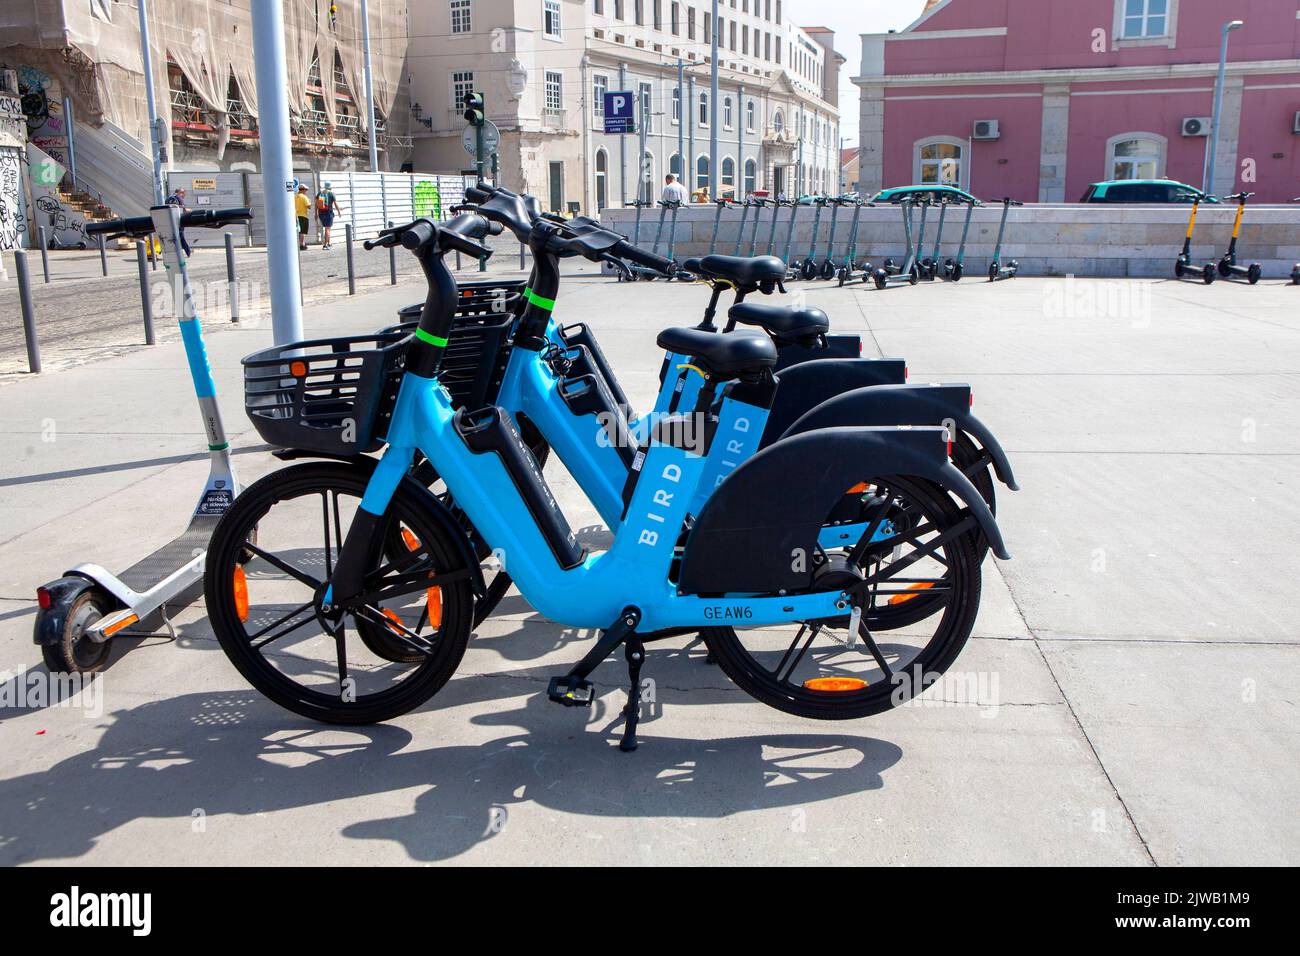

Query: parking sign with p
[604,90,636,134]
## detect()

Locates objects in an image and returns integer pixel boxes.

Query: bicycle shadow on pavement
[0,685,901,864]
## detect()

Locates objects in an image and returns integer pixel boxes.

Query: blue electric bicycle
[205,212,1009,750]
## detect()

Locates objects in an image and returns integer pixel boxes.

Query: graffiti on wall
[0,146,23,251]
[27,144,85,248]
[18,67,67,169]
[413,179,441,219]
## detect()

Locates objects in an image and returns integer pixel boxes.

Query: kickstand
[619,636,646,752]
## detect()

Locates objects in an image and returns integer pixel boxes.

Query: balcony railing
[542,107,566,128]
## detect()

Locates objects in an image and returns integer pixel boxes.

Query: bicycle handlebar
[363,213,494,260]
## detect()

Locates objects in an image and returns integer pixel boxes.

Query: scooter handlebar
[611,239,674,276]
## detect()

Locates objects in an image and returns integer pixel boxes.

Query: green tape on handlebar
[415,328,449,347]
[523,287,556,312]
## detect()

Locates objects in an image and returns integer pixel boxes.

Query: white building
[408,0,842,213]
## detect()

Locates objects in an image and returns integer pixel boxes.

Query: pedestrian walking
[316,181,344,250]
[295,185,311,251]
[165,186,193,256]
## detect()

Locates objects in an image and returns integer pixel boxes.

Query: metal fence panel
[165,171,252,247]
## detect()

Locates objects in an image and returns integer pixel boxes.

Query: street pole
[736,82,744,199]
[360,0,379,172]
[136,0,165,204]
[619,63,628,206]
[687,76,695,194]
[637,86,647,204]
[251,0,304,344]
[677,60,685,183]
[709,0,719,202]
[1204,19,1244,197]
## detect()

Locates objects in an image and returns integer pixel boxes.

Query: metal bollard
[519,242,525,270]
[345,223,356,295]
[224,232,240,323]
[37,226,50,283]
[15,251,40,373]
[98,234,108,276]
[150,237,158,270]
[455,250,462,271]
[135,240,156,345]
[388,220,397,284]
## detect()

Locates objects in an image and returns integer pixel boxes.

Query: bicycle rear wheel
[702,475,982,720]
[204,461,474,724]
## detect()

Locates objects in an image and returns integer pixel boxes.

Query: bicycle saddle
[656,327,777,379]
[695,255,786,286]
[728,302,829,345]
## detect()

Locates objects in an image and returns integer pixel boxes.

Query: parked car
[1080,179,1215,203]
[873,184,980,205]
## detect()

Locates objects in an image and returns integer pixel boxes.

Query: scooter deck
[118,513,222,592]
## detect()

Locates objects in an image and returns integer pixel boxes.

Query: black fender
[780,383,1020,491]
[774,334,861,372]
[761,358,908,447]
[33,575,112,647]
[678,426,1010,596]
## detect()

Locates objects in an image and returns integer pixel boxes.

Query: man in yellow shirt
[294,185,311,250]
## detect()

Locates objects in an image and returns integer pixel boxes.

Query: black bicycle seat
[696,255,786,286]
[728,302,829,344]
[656,327,777,378]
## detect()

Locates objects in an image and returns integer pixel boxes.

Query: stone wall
[600,203,1300,279]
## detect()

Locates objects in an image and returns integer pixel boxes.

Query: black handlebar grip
[440,229,493,260]
[612,240,674,276]
[182,206,254,227]
[440,212,493,242]
[85,219,122,236]
[464,185,493,204]
[399,220,437,250]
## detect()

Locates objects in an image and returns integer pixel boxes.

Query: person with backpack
[315,182,343,250]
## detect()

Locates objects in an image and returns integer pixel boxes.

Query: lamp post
[709,0,719,202]
[1204,19,1244,197]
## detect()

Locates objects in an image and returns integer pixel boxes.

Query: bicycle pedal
[547,675,595,707]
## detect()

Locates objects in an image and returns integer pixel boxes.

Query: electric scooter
[918,196,950,281]
[1215,192,1262,285]
[1173,190,1217,285]
[836,198,873,286]
[780,197,802,271]
[619,198,654,281]
[818,197,846,280]
[795,196,828,280]
[744,197,768,257]
[33,205,255,673]
[732,197,753,256]
[942,197,981,281]
[988,198,1023,281]
[874,197,922,289]
[706,196,732,256]
[766,197,789,257]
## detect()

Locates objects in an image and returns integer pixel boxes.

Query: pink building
[853,0,1300,202]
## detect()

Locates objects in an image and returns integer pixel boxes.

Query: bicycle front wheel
[204,461,474,724]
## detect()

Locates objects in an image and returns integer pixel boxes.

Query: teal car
[1080,179,1215,203]
[873,184,979,204]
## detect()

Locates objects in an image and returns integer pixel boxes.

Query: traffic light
[463,91,485,127]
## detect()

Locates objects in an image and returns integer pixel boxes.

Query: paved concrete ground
[1,268,1297,865]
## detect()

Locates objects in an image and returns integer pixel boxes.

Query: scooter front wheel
[1202,265,1216,285]
[836,267,847,287]
[950,262,963,282]
[702,475,981,720]
[1174,260,1185,279]
[820,259,836,281]
[801,259,818,281]
[1247,264,1262,285]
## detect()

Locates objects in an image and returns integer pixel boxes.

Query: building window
[687,6,695,39]
[544,0,562,37]
[746,100,755,131]
[723,96,733,128]
[670,153,684,178]
[914,137,964,186]
[545,71,563,113]
[641,150,655,202]
[671,87,680,124]
[671,1,679,35]
[450,0,471,34]
[729,21,736,50]
[639,82,653,133]
[1120,0,1169,38]
[594,74,608,118]
[744,157,757,195]
[776,0,781,24]
[696,154,710,193]
[452,70,475,111]
[595,148,609,210]
[698,91,709,126]
[594,0,603,13]
[772,109,783,134]
[635,0,644,26]
[1107,133,1166,179]
[764,0,770,19]
[615,0,624,17]
[721,156,735,196]
[764,32,770,60]
[704,11,710,42]
[742,25,748,55]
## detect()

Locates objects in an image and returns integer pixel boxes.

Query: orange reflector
[397,528,442,627]
[803,676,868,693]
[289,360,308,377]
[847,482,870,494]
[381,608,404,635]
[101,613,139,637]
[232,566,249,623]
[400,527,421,552]
[888,581,936,606]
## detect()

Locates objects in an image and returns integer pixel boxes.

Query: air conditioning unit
[1293,111,1300,134]
[1182,117,1212,137]
[972,119,1000,140]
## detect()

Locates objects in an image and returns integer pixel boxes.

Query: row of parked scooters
[1175,191,1300,285]
[619,193,1023,289]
